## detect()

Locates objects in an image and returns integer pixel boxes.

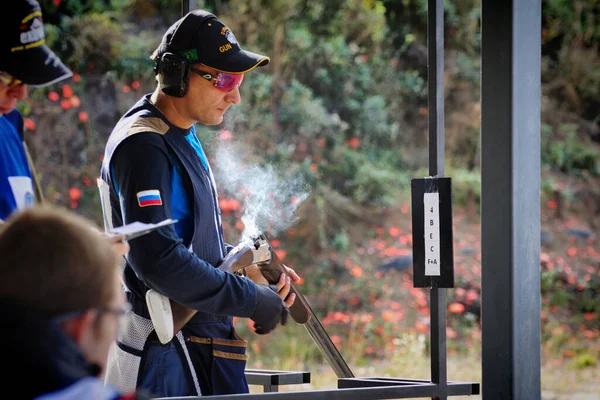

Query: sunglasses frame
[0,72,23,89]
[52,302,132,324]
[190,67,243,92]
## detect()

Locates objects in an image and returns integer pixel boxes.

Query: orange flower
[415,321,428,333]
[122,85,131,93]
[70,96,81,108]
[78,111,88,123]
[23,118,36,131]
[131,80,140,90]
[382,310,395,323]
[388,226,401,237]
[48,91,60,102]
[351,266,363,278]
[62,84,73,98]
[276,249,287,261]
[69,187,82,201]
[583,312,596,321]
[60,99,71,110]
[72,73,81,82]
[348,137,360,149]
[347,296,361,306]
[330,335,342,349]
[448,302,465,314]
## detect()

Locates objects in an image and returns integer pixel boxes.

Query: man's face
[0,72,27,115]
[181,64,242,126]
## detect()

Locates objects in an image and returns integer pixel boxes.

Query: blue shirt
[0,110,34,220]
[110,124,208,245]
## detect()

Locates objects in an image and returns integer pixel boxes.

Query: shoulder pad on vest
[128,117,169,136]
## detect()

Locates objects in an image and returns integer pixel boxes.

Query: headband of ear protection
[155,11,216,98]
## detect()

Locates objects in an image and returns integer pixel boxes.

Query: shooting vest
[98,100,228,395]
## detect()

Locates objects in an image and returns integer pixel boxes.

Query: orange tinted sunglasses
[0,72,24,89]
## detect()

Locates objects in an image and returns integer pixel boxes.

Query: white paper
[110,219,178,240]
[424,192,441,276]
[8,176,35,210]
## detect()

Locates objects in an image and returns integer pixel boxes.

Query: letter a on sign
[411,177,454,288]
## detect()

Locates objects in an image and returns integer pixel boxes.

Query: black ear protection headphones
[155,11,215,98]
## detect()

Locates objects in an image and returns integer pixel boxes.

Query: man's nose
[225,85,241,104]
[10,84,28,101]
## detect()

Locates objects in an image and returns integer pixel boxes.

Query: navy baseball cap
[152,10,269,73]
[0,0,72,87]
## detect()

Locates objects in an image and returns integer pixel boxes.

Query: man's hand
[245,264,299,308]
[106,234,130,256]
[250,284,289,335]
[271,272,296,308]
[245,264,269,285]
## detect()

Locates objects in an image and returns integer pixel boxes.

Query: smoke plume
[212,133,311,243]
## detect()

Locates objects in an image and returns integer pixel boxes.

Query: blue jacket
[0,110,34,220]
[100,95,257,324]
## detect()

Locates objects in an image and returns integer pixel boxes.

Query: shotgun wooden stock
[257,249,311,324]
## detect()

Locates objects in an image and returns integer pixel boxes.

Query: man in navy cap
[99,9,299,397]
[0,0,73,222]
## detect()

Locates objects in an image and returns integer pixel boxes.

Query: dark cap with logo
[0,0,72,87]
[152,9,269,73]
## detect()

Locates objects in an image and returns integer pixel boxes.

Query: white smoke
[212,132,311,243]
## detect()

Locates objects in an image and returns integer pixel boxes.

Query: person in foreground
[0,0,73,221]
[0,206,148,399]
[99,9,299,397]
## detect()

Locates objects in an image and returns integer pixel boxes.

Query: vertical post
[481,0,541,399]
[181,0,196,16]
[428,0,446,399]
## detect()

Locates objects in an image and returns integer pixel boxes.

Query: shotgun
[146,234,354,378]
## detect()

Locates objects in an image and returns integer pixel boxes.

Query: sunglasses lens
[0,72,22,88]
[216,73,244,92]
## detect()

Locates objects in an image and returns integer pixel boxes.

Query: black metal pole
[181,0,196,16]
[481,0,542,399]
[427,0,446,399]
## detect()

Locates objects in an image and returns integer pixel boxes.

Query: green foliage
[542,124,600,176]
[569,353,597,369]
[62,13,124,72]
[279,80,348,139]
[331,229,350,253]
[322,147,411,205]
[543,0,600,46]
[451,168,481,206]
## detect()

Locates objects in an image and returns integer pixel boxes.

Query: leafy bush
[543,124,600,176]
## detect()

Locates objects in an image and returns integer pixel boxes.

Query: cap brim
[206,49,270,74]
[7,45,72,87]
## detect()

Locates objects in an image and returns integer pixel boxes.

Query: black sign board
[411,177,454,288]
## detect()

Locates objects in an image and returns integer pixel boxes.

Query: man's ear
[60,311,96,346]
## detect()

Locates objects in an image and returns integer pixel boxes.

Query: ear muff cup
[155,11,216,97]
[157,52,190,97]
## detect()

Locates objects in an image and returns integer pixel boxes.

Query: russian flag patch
[137,190,162,207]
